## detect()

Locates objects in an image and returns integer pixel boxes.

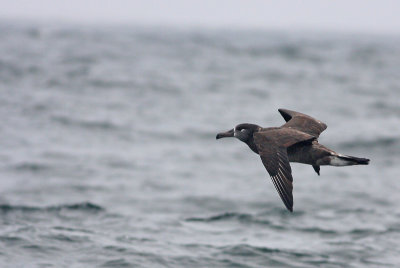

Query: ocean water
[0,21,400,267]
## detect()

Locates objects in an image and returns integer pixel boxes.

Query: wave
[0,235,26,244]
[296,227,338,235]
[338,137,399,149]
[177,243,316,266]
[52,115,121,131]
[186,211,386,237]
[218,244,315,261]
[186,207,304,224]
[101,258,133,267]
[11,162,51,172]
[185,212,278,227]
[88,78,136,89]
[219,244,281,256]
[0,60,23,78]
[186,212,253,222]
[0,202,104,213]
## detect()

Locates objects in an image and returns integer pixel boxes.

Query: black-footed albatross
[216,108,370,212]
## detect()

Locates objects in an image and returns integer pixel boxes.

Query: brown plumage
[216,108,370,212]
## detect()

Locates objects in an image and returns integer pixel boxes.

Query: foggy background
[1,0,400,34]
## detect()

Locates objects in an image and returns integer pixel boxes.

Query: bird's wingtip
[285,205,293,213]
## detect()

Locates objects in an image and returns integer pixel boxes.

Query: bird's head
[216,123,260,143]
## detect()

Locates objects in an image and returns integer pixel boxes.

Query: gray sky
[1,0,400,34]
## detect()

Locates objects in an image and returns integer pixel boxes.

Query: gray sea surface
[0,20,400,267]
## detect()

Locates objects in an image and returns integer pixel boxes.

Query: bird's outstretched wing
[254,128,315,212]
[278,108,327,138]
[259,145,294,211]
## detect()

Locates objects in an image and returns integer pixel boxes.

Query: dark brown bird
[216,108,370,212]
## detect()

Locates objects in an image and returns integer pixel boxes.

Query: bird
[216,108,370,212]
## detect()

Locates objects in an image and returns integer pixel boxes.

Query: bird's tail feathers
[330,154,370,166]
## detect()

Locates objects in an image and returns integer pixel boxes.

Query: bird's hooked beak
[216,128,234,139]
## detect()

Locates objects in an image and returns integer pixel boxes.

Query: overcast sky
[1,0,400,34]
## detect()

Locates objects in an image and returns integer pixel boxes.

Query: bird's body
[216,108,370,212]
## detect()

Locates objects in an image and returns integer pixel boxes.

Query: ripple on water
[101,258,133,268]
[185,208,304,225]
[51,115,121,131]
[11,162,51,173]
[0,235,26,246]
[186,212,254,222]
[0,202,104,214]
[338,137,399,150]
[214,244,321,268]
